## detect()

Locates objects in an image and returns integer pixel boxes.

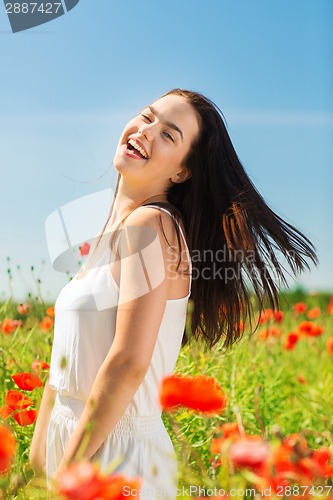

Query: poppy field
[0,288,332,499]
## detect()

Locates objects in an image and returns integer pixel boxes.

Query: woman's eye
[141,114,151,122]
[163,131,174,142]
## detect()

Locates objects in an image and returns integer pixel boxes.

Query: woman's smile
[124,138,149,160]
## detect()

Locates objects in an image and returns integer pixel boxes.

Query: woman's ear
[170,166,192,184]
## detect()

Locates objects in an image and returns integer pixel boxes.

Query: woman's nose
[138,123,154,141]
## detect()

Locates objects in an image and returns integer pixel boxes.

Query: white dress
[46,204,192,499]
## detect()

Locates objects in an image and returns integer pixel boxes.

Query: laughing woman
[29,89,317,499]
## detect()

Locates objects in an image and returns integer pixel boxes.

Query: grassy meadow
[0,286,332,499]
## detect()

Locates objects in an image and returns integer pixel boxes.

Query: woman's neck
[109,177,168,227]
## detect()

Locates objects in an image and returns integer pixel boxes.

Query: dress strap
[142,204,192,293]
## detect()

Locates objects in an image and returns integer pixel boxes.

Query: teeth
[128,139,148,159]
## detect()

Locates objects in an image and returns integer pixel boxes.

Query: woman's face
[113,94,200,188]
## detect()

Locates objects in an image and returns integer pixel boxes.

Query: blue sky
[1,0,332,302]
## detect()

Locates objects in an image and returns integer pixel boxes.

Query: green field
[0,289,332,499]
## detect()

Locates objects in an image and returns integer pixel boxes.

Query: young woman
[29,89,317,498]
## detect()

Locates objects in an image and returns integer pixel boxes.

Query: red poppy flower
[258,329,269,341]
[293,302,307,314]
[297,321,324,337]
[309,324,324,336]
[299,456,327,481]
[0,424,17,475]
[79,242,91,256]
[220,422,242,439]
[306,306,321,319]
[229,437,270,470]
[17,303,31,315]
[211,422,243,454]
[272,433,312,480]
[326,338,333,355]
[283,433,310,453]
[1,318,23,334]
[312,447,331,468]
[254,473,290,497]
[296,374,307,385]
[40,316,54,332]
[46,306,55,318]
[55,461,141,499]
[273,439,333,481]
[32,359,50,375]
[1,318,16,334]
[272,442,298,477]
[283,332,299,350]
[259,326,281,341]
[55,462,102,499]
[12,372,43,391]
[159,374,227,414]
[273,310,284,323]
[258,308,274,324]
[12,409,38,426]
[312,447,333,477]
[271,326,282,337]
[97,473,142,498]
[5,390,34,410]
[0,406,15,420]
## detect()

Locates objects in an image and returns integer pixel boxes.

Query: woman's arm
[52,207,176,477]
[29,377,57,476]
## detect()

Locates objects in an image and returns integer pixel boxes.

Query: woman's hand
[50,461,67,483]
[46,472,60,498]
[29,445,46,477]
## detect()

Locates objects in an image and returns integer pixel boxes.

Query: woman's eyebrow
[147,105,184,142]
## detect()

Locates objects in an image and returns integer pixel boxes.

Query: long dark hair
[163,89,317,350]
[94,88,318,351]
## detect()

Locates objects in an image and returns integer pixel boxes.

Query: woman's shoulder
[123,203,181,229]
[142,201,184,222]
[121,203,186,252]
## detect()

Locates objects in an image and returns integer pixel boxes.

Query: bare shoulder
[119,206,190,297]
[123,205,173,226]
[122,206,180,243]
[118,206,186,270]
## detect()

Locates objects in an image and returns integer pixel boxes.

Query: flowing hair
[93,88,318,351]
